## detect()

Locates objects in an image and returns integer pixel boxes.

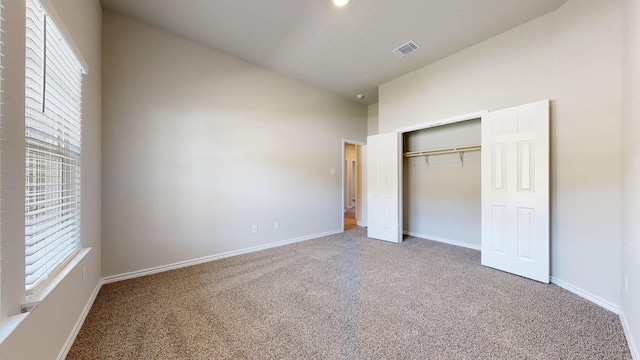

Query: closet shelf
[403,145,481,158]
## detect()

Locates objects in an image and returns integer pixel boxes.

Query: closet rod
[403,145,481,158]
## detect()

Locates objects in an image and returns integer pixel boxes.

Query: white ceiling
[100,0,567,105]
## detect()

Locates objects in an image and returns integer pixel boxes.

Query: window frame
[24,0,84,295]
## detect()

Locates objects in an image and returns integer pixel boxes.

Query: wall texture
[101,12,367,277]
[403,120,481,247]
[0,0,102,358]
[622,0,640,356]
[378,0,622,306]
[367,103,379,136]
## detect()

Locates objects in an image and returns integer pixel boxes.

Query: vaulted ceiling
[101,0,567,105]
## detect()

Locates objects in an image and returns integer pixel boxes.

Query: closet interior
[402,118,482,248]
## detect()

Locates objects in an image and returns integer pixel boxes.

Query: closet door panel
[367,132,401,243]
[481,100,550,283]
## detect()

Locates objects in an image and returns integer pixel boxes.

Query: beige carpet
[68,227,631,359]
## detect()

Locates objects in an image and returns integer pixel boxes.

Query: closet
[402,119,482,249]
[367,99,550,283]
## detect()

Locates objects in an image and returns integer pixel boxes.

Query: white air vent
[393,41,419,57]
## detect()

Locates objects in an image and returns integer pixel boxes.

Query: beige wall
[101,12,367,277]
[367,103,379,136]
[403,120,481,247]
[379,0,622,306]
[622,0,640,355]
[0,0,102,358]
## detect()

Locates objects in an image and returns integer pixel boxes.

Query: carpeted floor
[68,227,631,359]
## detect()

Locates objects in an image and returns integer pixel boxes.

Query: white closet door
[481,100,550,283]
[358,145,368,227]
[367,133,401,243]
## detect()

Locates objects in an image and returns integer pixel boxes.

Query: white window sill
[0,248,92,344]
[24,247,92,310]
[0,313,29,344]
[0,247,92,344]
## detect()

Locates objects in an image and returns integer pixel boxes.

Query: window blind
[25,0,83,293]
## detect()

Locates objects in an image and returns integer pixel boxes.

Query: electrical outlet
[330,168,336,175]
[252,225,258,234]
[625,276,629,293]
[274,222,280,230]
[82,266,86,284]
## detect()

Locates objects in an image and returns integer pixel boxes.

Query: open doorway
[345,143,357,229]
[342,139,365,231]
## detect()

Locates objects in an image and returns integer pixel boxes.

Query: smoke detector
[393,41,419,58]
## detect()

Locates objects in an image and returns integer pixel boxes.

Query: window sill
[0,248,92,345]
[0,313,29,344]
[23,247,92,311]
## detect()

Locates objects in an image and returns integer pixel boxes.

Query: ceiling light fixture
[357,94,364,100]
[333,0,350,7]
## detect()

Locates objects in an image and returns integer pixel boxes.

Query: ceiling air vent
[393,41,419,58]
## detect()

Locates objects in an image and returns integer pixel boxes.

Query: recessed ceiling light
[357,94,364,99]
[333,0,350,7]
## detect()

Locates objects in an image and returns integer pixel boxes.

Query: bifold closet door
[481,99,550,283]
[367,132,401,243]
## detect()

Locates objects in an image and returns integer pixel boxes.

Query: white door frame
[342,139,366,231]
[395,110,489,134]
[395,110,489,238]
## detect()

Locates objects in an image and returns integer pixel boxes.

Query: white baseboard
[550,276,619,314]
[403,231,481,251]
[620,310,639,360]
[57,279,103,360]
[102,229,343,284]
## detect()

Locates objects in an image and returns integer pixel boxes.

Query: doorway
[342,139,365,231]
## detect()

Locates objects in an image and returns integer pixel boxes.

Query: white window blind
[25,0,83,293]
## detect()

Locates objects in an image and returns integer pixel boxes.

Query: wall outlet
[330,168,336,175]
[82,266,86,284]
[252,225,258,234]
[274,222,280,230]
[625,276,629,293]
